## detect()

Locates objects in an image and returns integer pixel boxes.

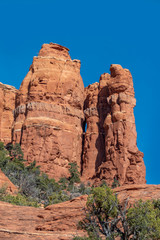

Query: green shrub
[127,200,160,240]
[0,186,39,207]
[59,177,69,190]
[0,143,91,207]
[68,162,80,184]
[77,185,160,240]
[111,177,120,189]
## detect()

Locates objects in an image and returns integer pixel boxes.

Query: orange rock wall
[82,65,146,185]
[12,43,84,179]
[0,83,17,144]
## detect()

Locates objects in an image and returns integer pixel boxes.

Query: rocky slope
[0,184,160,240]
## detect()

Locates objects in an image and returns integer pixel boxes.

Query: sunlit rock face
[82,64,146,185]
[0,83,17,144]
[12,43,84,180]
[0,42,145,185]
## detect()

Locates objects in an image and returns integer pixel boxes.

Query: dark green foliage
[79,185,119,239]
[7,143,24,162]
[127,200,160,240]
[0,143,91,207]
[100,180,108,187]
[68,162,80,184]
[0,185,39,207]
[111,177,120,189]
[59,177,68,190]
[77,185,160,240]
[0,142,70,206]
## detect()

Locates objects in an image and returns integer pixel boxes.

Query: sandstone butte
[12,43,84,180]
[0,184,160,240]
[0,43,146,186]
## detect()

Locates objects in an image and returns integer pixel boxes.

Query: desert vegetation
[0,142,90,207]
[1,142,160,239]
[73,185,160,240]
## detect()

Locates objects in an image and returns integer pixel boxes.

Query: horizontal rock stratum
[0,43,146,185]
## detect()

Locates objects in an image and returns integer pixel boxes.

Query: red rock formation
[0,185,160,239]
[82,65,146,185]
[0,169,17,194]
[0,83,17,144]
[82,83,99,179]
[12,43,84,180]
[0,43,145,185]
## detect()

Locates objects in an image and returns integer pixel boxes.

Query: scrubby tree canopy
[75,185,160,240]
[0,142,90,207]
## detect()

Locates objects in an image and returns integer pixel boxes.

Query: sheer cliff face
[0,83,17,144]
[82,65,146,185]
[12,43,84,179]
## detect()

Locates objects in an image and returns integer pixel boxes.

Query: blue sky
[0,0,160,184]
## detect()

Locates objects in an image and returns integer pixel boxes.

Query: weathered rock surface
[0,185,160,239]
[114,184,160,205]
[82,82,101,179]
[0,83,17,144]
[0,196,87,240]
[82,65,146,186]
[0,169,17,194]
[0,43,146,185]
[12,43,84,179]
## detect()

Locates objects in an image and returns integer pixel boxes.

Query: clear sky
[0,0,160,184]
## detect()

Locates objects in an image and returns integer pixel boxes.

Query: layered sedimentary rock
[0,83,17,144]
[82,65,146,185]
[12,43,84,179]
[0,43,145,185]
